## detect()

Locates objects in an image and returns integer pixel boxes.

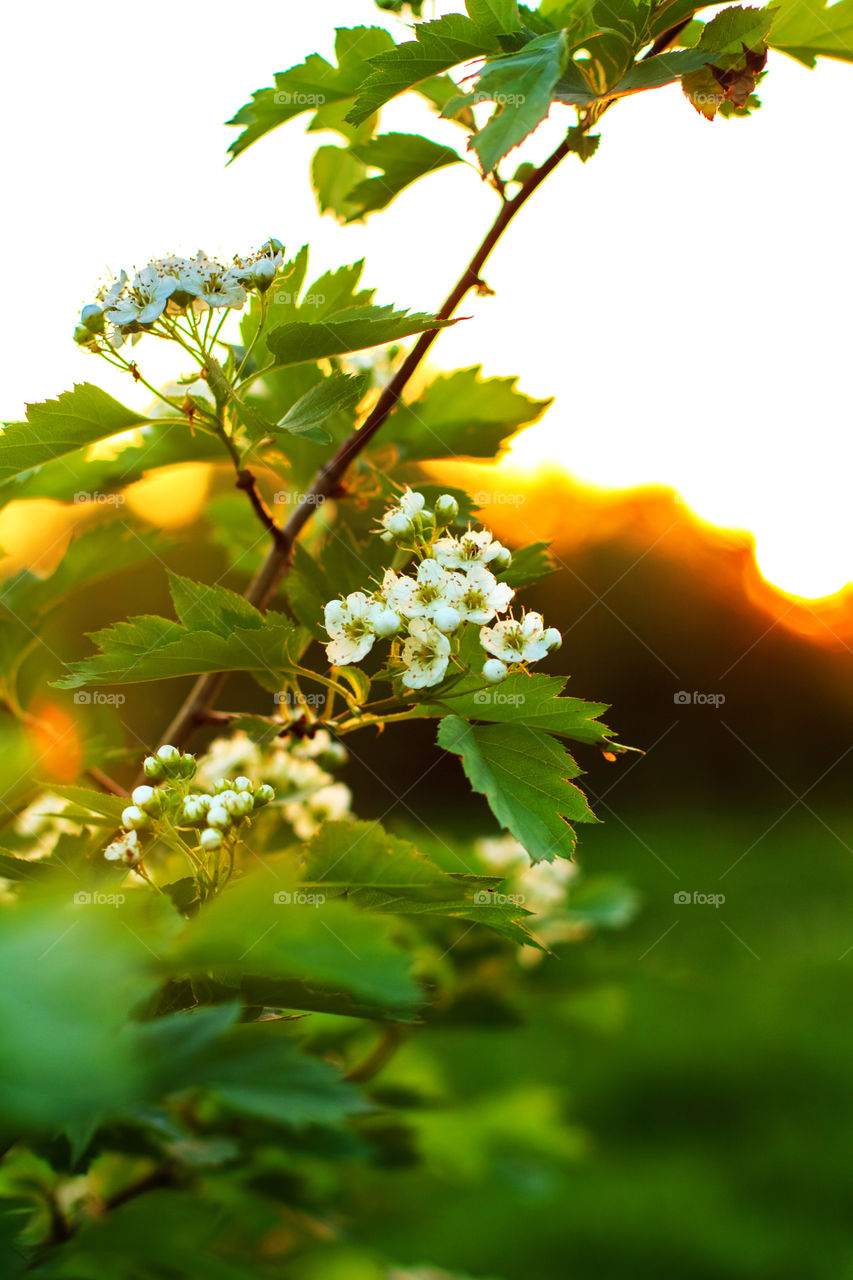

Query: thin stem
[155,130,578,751]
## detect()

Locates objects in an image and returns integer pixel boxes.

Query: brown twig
[156,132,576,751]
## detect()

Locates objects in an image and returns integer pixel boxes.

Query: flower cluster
[196,729,352,841]
[74,239,284,352]
[103,743,274,865]
[323,489,561,690]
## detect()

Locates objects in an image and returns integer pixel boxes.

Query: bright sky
[3,0,851,597]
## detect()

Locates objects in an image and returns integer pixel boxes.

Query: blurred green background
[26,474,853,1279]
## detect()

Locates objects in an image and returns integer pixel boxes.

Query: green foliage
[341,132,464,219]
[437,715,598,862]
[265,305,456,367]
[382,366,551,462]
[0,384,150,484]
[769,0,853,65]
[53,574,304,691]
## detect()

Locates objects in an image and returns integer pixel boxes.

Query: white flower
[105,265,177,327]
[104,828,142,866]
[455,564,514,625]
[324,592,382,666]
[386,558,462,621]
[192,260,247,311]
[380,487,426,535]
[232,239,284,291]
[480,611,552,664]
[401,619,451,690]
[151,254,206,312]
[433,527,505,571]
[309,782,351,822]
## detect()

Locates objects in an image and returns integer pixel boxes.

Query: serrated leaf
[346,13,505,126]
[313,143,371,221]
[442,31,569,172]
[467,0,523,31]
[0,384,150,484]
[769,0,853,64]
[499,541,555,587]
[0,850,60,881]
[227,25,395,159]
[170,873,421,1020]
[53,577,303,690]
[383,366,551,462]
[266,305,456,368]
[45,784,128,824]
[437,715,597,862]
[427,672,613,746]
[344,132,463,219]
[275,371,367,443]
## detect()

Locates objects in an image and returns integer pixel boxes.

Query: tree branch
[156,132,576,752]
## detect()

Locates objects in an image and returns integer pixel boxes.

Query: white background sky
[2,0,852,596]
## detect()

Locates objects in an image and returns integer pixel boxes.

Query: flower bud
[74,324,98,348]
[131,785,161,814]
[122,805,150,830]
[434,494,459,525]
[207,805,232,830]
[253,259,276,292]
[234,776,254,792]
[491,546,512,572]
[213,777,235,794]
[143,755,164,780]
[543,627,562,652]
[80,304,106,335]
[433,605,461,634]
[253,784,275,807]
[231,792,255,818]
[385,511,411,537]
[179,752,197,778]
[372,608,401,638]
[182,796,206,824]
[200,828,223,851]
[482,659,508,684]
[157,744,181,765]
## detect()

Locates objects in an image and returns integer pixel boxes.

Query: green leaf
[266,305,456,368]
[383,366,551,462]
[227,25,395,159]
[302,821,540,948]
[45,784,128,824]
[769,0,853,64]
[312,143,371,221]
[0,384,150,485]
[53,575,304,690]
[442,31,569,172]
[425,673,613,746]
[170,873,421,1020]
[499,541,555,588]
[346,13,505,126]
[0,850,60,881]
[344,132,464,219]
[437,715,598,862]
[467,0,523,31]
[187,1022,366,1128]
[274,371,367,443]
